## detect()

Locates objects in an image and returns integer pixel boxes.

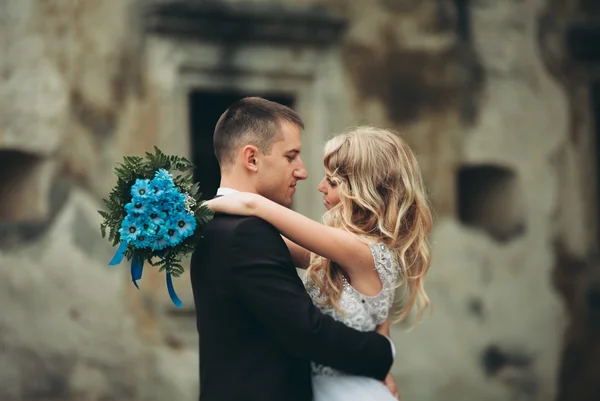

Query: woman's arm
[205,193,375,276]
[282,237,311,269]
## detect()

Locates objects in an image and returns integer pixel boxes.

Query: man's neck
[219,176,257,194]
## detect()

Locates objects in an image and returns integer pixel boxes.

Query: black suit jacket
[190,214,393,401]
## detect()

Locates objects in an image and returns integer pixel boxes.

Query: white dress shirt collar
[216,187,239,196]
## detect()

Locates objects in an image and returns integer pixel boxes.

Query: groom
[190,97,394,401]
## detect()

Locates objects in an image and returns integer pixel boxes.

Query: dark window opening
[454,0,471,42]
[592,82,600,244]
[457,165,526,242]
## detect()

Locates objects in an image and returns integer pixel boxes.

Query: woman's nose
[317,179,327,193]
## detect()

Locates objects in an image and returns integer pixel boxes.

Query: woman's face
[317,171,341,210]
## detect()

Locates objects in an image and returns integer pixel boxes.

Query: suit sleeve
[228,218,393,381]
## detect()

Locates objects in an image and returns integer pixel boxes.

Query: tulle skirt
[312,374,397,401]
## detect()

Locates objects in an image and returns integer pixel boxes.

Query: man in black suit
[190,97,394,401]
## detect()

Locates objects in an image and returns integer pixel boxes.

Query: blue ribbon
[109,245,180,307]
[108,241,128,266]
[166,269,182,308]
[130,255,144,290]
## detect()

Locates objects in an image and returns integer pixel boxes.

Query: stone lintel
[143,0,347,47]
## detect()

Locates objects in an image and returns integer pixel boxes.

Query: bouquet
[99,147,213,307]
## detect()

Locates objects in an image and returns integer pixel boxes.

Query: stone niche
[142,0,347,346]
[457,164,526,243]
[0,150,55,224]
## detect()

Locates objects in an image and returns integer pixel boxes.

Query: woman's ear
[241,145,259,172]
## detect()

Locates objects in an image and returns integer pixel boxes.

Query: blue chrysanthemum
[119,217,142,243]
[153,169,175,189]
[160,193,186,217]
[158,203,178,222]
[151,236,169,251]
[125,200,148,216]
[139,219,158,237]
[130,232,152,249]
[148,209,167,226]
[164,226,182,247]
[131,179,152,199]
[174,213,197,238]
[151,182,165,198]
[154,168,171,181]
[163,189,184,205]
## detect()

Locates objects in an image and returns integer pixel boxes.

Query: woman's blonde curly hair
[306,126,433,324]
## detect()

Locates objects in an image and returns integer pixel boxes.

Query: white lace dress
[304,243,400,401]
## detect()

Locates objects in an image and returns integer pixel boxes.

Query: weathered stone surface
[0,0,68,156]
[0,0,597,400]
[397,219,564,401]
[307,0,575,400]
[0,187,145,400]
[0,185,202,401]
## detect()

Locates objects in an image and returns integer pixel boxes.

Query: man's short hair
[213,97,304,170]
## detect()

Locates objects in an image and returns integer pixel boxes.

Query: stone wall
[0,1,196,400]
[0,0,598,400]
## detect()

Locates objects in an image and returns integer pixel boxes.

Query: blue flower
[164,227,182,247]
[154,169,172,181]
[162,191,186,214]
[151,182,165,198]
[161,194,186,216]
[131,179,152,199]
[130,233,151,249]
[174,213,197,238]
[119,217,141,242]
[164,189,185,205]
[139,219,158,237]
[125,200,147,216]
[153,169,175,191]
[157,202,178,221]
[148,210,167,226]
[151,236,169,251]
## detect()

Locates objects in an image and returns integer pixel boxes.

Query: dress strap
[368,243,400,289]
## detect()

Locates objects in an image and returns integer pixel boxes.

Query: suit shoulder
[205,215,288,263]
[210,214,280,237]
[232,215,276,229]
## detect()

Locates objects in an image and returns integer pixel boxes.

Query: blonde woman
[205,126,433,400]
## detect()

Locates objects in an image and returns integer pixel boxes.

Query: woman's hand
[203,192,261,216]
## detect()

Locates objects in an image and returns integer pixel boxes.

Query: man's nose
[294,162,308,180]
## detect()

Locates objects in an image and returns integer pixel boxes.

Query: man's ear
[241,145,259,172]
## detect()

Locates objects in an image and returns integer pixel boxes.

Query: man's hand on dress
[384,373,400,400]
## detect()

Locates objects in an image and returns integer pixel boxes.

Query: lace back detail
[306,242,401,377]
[369,243,400,290]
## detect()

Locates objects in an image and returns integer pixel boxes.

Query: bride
[206,126,433,400]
